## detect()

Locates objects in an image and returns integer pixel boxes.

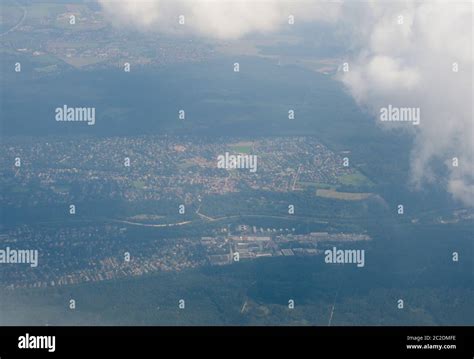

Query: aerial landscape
[0,0,472,328]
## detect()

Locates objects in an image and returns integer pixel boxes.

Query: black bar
[0,326,472,358]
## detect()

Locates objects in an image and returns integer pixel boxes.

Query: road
[0,1,27,37]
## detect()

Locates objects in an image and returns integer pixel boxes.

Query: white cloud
[98,0,340,39]
[338,1,473,205]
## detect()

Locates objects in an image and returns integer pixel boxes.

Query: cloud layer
[98,0,340,39]
[98,0,473,205]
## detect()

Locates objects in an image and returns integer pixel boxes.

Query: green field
[132,180,146,190]
[229,142,253,154]
[316,189,372,201]
[299,182,339,190]
[338,172,373,187]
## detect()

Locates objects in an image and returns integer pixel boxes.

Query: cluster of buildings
[0,136,355,208]
[202,227,371,266]
[0,224,206,289]
[3,6,212,71]
[0,221,371,289]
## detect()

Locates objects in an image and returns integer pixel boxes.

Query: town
[0,222,371,290]
[0,135,368,209]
